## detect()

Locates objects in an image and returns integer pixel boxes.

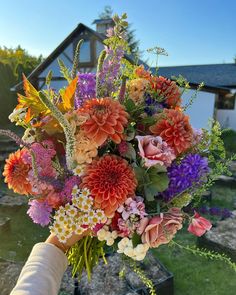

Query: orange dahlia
[151,76,181,107]
[78,98,129,146]
[81,155,137,217]
[3,149,32,195]
[135,65,152,80]
[150,109,193,155]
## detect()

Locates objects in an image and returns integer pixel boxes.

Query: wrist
[45,234,69,253]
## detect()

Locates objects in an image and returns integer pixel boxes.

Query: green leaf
[144,185,155,201]
[148,165,167,174]
[134,166,145,183]
[123,143,136,161]
[58,58,71,83]
[124,99,136,112]
[132,232,142,247]
[141,116,157,125]
[149,173,169,193]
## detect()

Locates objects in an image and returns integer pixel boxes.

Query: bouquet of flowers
[1,13,235,293]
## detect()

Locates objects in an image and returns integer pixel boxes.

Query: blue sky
[0,0,236,66]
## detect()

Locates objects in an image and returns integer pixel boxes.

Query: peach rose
[141,208,183,248]
[136,135,176,167]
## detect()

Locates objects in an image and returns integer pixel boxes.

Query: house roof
[157,63,236,89]
[12,22,145,92]
[92,18,114,25]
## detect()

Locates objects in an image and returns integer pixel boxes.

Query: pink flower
[188,212,212,237]
[136,217,149,235]
[141,208,183,248]
[136,135,176,168]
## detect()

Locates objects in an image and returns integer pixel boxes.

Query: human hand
[45,230,90,253]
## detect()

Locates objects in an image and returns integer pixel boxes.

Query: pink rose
[141,208,183,248]
[188,212,212,237]
[136,135,175,167]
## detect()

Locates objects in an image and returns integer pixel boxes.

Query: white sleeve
[10,242,68,295]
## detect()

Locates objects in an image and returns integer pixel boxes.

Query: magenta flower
[27,199,52,227]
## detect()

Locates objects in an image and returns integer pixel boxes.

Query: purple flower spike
[162,154,209,202]
[75,73,96,108]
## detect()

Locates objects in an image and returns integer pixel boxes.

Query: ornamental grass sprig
[71,40,84,79]
[170,240,236,272]
[96,49,106,98]
[38,92,75,171]
[124,256,156,295]
[0,129,30,148]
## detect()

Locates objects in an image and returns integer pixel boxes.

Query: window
[79,40,91,63]
[217,94,235,110]
[96,40,104,59]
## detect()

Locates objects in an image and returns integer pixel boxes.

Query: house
[12,20,236,130]
[157,64,236,130]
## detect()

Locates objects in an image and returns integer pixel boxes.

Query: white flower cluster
[117,237,149,261]
[8,107,27,125]
[50,186,107,243]
[97,226,118,246]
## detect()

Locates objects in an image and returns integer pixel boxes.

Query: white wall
[181,89,216,129]
[216,108,236,130]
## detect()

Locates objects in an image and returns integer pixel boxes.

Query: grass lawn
[152,182,236,295]
[153,231,236,295]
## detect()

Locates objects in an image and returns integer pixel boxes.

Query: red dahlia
[150,109,193,155]
[151,76,181,108]
[81,155,137,217]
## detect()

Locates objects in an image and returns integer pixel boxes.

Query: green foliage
[98,5,113,19]
[182,81,204,111]
[0,46,42,126]
[134,165,169,201]
[98,6,140,56]
[221,128,236,155]
[58,58,72,83]
[124,256,156,295]
[103,13,129,52]
[132,232,142,247]
[67,237,107,280]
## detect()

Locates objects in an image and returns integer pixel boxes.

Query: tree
[97,6,141,57]
[0,46,43,127]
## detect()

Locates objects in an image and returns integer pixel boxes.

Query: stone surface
[0,254,173,295]
[198,211,236,261]
[0,260,23,295]
[0,195,28,207]
[0,217,11,231]
[77,253,173,295]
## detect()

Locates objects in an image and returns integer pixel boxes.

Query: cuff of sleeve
[30,242,68,274]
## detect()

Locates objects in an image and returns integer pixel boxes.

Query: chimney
[92,18,114,35]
